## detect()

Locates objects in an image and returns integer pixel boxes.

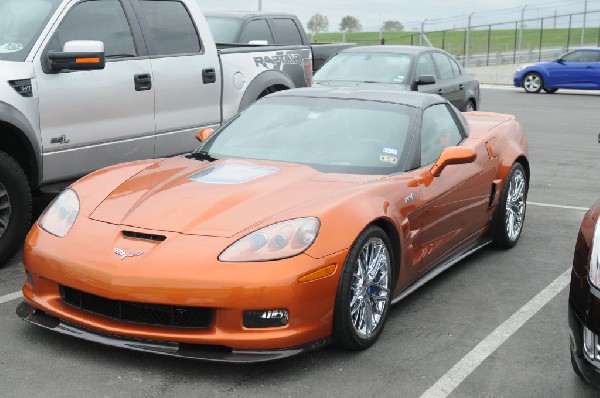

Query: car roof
[268,87,447,109]
[203,10,297,20]
[341,45,446,55]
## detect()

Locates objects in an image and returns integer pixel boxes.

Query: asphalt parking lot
[1,86,599,397]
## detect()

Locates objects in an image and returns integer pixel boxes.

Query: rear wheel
[465,99,476,112]
[333,226,392,350]
[522,72,543,93]
[492,163,527,249]
[0,151,32,265]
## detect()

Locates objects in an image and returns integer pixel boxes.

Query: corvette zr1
[17,88,529,362]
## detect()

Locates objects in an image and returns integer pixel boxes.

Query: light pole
[258,0,262,11]
[465,12,473,65]
[519,5,527,50]
[420,19,427,46]
[582,0,588,45]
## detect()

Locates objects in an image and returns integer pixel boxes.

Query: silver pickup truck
[0,0,312,264]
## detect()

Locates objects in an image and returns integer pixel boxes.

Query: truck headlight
[219,217,320,262]
[39,189,80,237]
[588,220,600,287]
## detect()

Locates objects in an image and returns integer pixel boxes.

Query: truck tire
[0,151,32,266]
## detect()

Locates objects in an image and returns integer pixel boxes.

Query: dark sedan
[313,45,480,112]
[514,47,600,93]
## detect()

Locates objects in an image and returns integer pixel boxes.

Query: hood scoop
[189,163,279,185]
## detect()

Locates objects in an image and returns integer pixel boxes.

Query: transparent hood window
[199,96,416,175]
[315,52,413,84]
[0,0,59,61]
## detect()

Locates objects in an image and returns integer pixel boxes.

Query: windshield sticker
[380,155,399,165]
[0,43,24,53]
[382,147,399,156]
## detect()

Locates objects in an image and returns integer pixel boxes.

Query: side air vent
[122,231,166,242]
[9,79,33,97]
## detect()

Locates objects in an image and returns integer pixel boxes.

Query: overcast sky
[196,0,599,32]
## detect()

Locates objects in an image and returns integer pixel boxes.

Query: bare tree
[339,15,362,32]
[381,20,404,32]
[307,13,329,35]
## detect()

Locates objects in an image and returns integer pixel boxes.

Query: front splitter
[16,301,331,363]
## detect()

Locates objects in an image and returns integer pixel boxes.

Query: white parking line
[527,201,589,212]
[0,291,22,304]
[420,268,571,398]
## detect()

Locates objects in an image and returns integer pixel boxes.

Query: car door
[549,50,599,88]
[430,52,463,108]
[414,104,493,273]
[134,0,222,158]
[35,0,155,183]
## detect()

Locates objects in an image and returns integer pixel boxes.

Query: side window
[561,50,597,62]
[449,56,462,76]
[239,19,274,44]
[420,104,463,166]
[272,18,304,45]
[414,53,436,79]
[432,52,455,80]
[48,0,136,58]
[138,0,201,56]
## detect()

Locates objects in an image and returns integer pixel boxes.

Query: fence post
[582,0,588,45]
[566,14,572,51]
[519,5,527,50]
[538,18,544,62]
[342,31,346,43]
[486,25,491,66]
[442,30,446,51]
[513,21,518,63]
[462,28,467,66]
[465,12,473,66]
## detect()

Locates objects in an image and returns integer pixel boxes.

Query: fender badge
[114,248,143,260]
[405,192,415,204]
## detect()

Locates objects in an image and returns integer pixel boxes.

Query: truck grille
[59,285,212,328]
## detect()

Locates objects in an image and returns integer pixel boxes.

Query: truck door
[133,0,222,158]
[35,0,155,183]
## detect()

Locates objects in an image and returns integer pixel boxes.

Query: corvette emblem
[114,248,143,260]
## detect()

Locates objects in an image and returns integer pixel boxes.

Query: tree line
[307,13,404,34]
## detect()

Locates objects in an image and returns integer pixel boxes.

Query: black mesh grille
[121,231,166,242]
[60,285,212,328]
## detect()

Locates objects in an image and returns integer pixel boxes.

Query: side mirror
[196,128,215,142]
[556,57,565,64]
[412,75,436,91]
[430,146,476,177]
[48,40,105,72]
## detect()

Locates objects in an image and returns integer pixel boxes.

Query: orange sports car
[18,88,529,362]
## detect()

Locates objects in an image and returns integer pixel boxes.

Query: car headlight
[588,219,600,287]
[38,188,80,237]
[219,217,320,262]
[516,64,532,72]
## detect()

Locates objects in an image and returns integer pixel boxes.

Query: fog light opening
[584,326,599,359]
[25,270,34,288]
[243,309,288,328]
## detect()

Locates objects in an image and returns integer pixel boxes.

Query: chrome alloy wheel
[505,168,526,241]
[350,237,390,339]
[0,182,10,238]
[523,74,541,92]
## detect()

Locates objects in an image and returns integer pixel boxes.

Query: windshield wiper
[188,150,218,162]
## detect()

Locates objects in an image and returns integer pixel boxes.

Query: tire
[522,72,543,93]
[465,100,476,112]
[544,88,558,94]
[0,151,32,266]
[571,350,585,380]
[333,225,393,350]
[492,163,527,249]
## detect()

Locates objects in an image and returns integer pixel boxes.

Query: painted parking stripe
[420,268,571,398]
[0,291,22,304]
[527,201,588,212]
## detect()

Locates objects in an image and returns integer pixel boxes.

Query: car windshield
[315,52,413,84]
[0,0,60,62]
[205,16,242,43]
[198,96,416,175]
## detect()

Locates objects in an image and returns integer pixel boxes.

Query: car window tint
[239,19,274,44]
[138,0,201,55]
[420,104,463,166]
[50,0,136,58]
[272,18,303,45]
[449,56,462,76]
[414,53,436,79]
[432,52,455,80]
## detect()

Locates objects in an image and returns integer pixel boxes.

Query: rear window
[205,16,241,43]
[272,18,303,45]
[239,19,274,44]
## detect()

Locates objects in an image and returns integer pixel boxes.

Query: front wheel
[544,88,558,94]
[333,226,393,350]
[522,72,543,93]
[0,151,32,265]
[492,163,528,249]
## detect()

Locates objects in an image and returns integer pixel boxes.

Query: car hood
[313,80,410,91]
[89,157,379,238]
[0,60,35,82]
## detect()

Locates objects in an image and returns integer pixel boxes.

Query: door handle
[134,73,152,91]
[459,83,464,90]
[202,68,217,84]
[437,89,444,95]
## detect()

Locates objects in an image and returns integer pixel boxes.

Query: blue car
[514,47,600,93]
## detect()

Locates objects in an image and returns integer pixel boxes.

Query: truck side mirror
[48,40,106,72]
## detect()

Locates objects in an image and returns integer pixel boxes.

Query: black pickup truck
[205,11,354,71]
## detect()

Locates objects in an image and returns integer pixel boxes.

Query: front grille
[60,286,212,328]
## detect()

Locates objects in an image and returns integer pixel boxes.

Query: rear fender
[238,70,293,111]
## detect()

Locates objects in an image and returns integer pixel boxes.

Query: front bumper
[17,301,330,363]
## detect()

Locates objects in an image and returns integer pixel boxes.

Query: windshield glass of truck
[205,16,242,43]
[315,52,413,84]
[199,96,415,175]
[0,0,60,61]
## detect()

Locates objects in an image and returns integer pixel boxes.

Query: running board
[392,238,492,305]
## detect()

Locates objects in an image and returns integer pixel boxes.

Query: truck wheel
[0,151,32,265]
